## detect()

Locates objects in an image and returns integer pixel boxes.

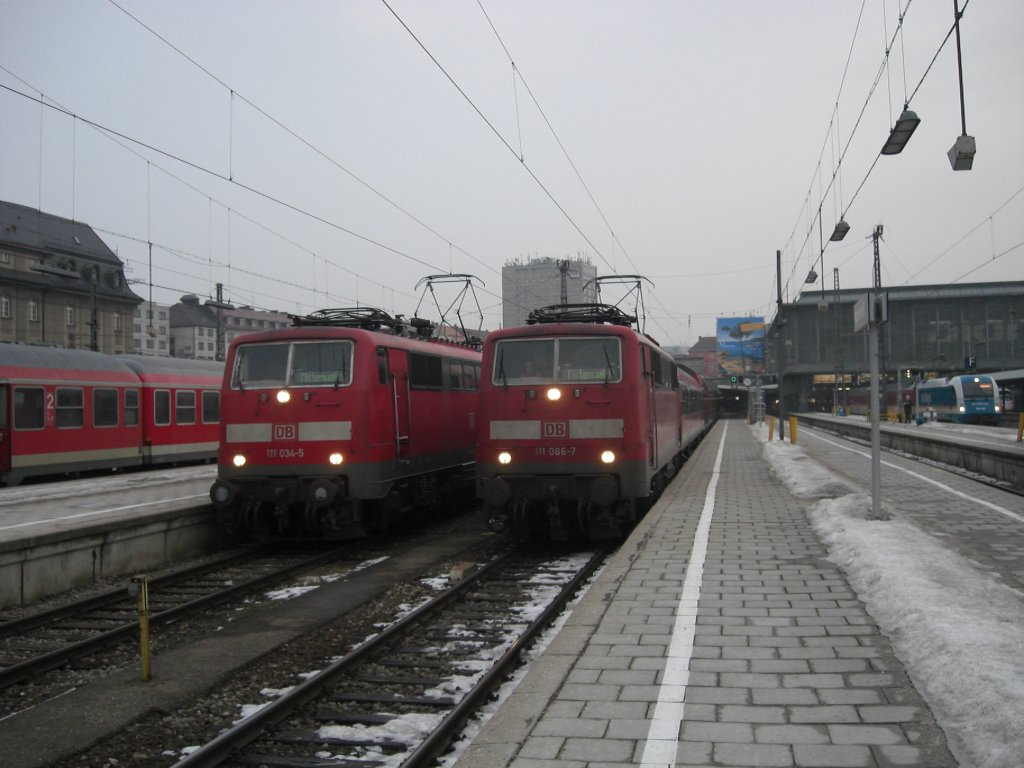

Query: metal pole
[869,320,882,518]
[869,227,883,519]
[776,249,786,440]
[953,0,968,136]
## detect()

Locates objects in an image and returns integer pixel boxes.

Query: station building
[764,280,1024,416]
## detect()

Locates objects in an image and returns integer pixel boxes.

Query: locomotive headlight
[959,405,966,412]
[329,452,344,465]
[600,450,616,464]
[232,454,247,467]
[546,387,561,401]
[498,451,512,465]
[276,390,291,403]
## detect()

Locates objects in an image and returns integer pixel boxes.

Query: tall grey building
[501,256,598,328]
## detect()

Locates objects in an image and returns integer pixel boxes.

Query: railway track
[0,546,355,690]
[169,546,610,768]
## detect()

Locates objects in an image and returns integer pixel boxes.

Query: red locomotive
[0,343,222,486]
[209,308,482,539]
[476,303,714,541]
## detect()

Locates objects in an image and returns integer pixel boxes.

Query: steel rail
[0,546,350,689]
[169,547,546,768]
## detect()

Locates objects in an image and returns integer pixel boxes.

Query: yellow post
[1017,411,1024,442]
[768,416,775,441]
[130,576,152,681]
[788,416,798,444]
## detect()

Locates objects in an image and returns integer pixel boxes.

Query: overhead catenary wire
[772,0,1001,324]
[104,0,554,320]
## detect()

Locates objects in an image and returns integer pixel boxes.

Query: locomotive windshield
[493,337,621,385]
[961,377,995,400]
[232,340,353,389]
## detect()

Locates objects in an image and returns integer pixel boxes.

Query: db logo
[273,424,297,440]
[542,421,568,438]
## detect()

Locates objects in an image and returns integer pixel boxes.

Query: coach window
[176,390,196,425]
[124,389,140,426]
[202,391,220,423]
[13,387,45,430]
[55,388,84,428]
[447,359,464,389]
[409,353,443,390]
[463,361,480,390]
[93,388,119,427]
[154,390,171,426]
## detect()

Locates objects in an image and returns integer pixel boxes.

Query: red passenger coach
[476,304,713,541]
[0,343,222,486]
[209,308,482,539]
[119,355,223,464]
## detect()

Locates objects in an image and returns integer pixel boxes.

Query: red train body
[209,309,482,539]
[475,306,714,540]
[0,343,222,486]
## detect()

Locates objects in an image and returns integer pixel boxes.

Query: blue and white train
[916,374,1001,425]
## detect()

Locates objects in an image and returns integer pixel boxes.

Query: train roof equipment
[287,306,431,336]
[413,273,485,347]
[526,302,638,327]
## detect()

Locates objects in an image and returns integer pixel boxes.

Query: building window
[0,294,9,319]
[66,306,75,326]
[114,312,122,332]
[0,252,9,264]
[28,300,39,322]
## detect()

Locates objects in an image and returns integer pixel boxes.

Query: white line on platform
[639,422,727,768]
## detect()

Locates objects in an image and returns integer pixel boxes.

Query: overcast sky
[2,0,1022,348]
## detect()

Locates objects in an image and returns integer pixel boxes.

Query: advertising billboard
[717,317,766,378]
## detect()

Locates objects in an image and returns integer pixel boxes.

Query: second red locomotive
[210,308,482,539]
[476,303,714,541]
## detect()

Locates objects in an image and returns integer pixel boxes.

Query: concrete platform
[0,466,219,607]
[454,420,960,768]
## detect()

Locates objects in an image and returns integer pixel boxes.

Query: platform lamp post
[774,249,787,441]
